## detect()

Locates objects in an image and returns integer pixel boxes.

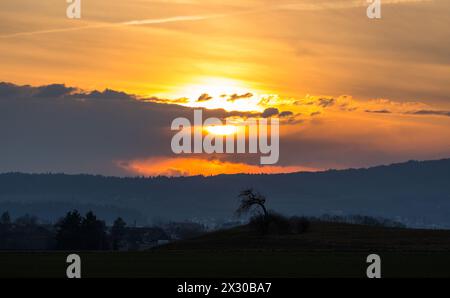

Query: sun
[158,76,265,112]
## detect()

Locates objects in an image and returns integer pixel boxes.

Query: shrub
[289,216,310,234]
[249,212,310,235]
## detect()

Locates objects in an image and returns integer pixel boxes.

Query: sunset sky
[0,0,449,176]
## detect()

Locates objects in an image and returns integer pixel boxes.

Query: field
[1,221,450,278]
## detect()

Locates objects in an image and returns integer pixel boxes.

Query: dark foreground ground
[2,221,450,278]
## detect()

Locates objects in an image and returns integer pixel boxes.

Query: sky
[0,0,449,176]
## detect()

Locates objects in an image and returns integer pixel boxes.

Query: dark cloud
[407,110,450,117]
[317,98,335,108]
[310,111,321,116]
[365,109,391,114]
[197,93,213,102]
[0,82,132,101]
[1,82,295,175]
[365,109,450,117]
[34,84,76,98]
[261,108,279,118]
[279,111,294,118]
[1,82,447,176]
[228,92,253,102]
[0,82,34,98]
[145,97,190,104]
[75,89,134,100]
[0,82,241,175]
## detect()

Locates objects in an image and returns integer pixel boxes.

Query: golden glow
[171,77,248,99]
[2,0,450,177]
[204,125,238,136]
[119,157,318,177]
[158,77,265,112]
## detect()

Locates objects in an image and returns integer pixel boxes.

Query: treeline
[246,212,406,236]
[316,214,407,228]
[0,210,183,251]
[55,210,110,250]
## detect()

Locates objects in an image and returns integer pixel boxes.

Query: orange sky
[0,0,449,176]
[118,157,317,177]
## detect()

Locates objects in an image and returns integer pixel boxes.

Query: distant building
[121,227,170,251]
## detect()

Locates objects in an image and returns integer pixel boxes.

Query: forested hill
[0,158,449,227]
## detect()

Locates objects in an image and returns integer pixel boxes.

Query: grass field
[1,221,450,278]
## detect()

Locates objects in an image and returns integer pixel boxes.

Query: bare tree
[236,188,268,220]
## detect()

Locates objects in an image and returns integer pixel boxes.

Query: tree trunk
[259,203,268,220]
[258,203,269,235]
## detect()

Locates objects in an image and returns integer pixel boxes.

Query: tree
[0,211,12,238]
[81,211,108,250]
[0,211,11,226]
[111,217,127,250]
[236,188,268,220]
[55,210,83,250]
[236,189,270,235]
[55,210,109,250]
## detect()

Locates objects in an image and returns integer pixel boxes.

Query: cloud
[228,92,254,102]
[75,89,134,100]
[145,97,190,104]
[0,82,76,99]
[365,109,392,114]
[261,108,279,118]
[317,98,335,108]
[279,111,294,117]
[0,0,430,40]
[406,110,450,117]
[0,14,229,39]
[0,82,288,176]
[34,84,76,98]
[294,96,339,109]
[0,82,33,98]
[258,108,294,119]
[278,0,431,12]
[197,93,213,102]
[296,96,450,119]
[0,82,134,101]
[361,99,450,118]
[1,82,449,176]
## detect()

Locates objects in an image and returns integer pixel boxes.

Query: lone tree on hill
[236,188,269,221]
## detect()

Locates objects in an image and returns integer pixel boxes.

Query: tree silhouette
[55,210,108,250]
[0,211,12,238]
[55,210,83,250]
[236,188,268,220]
[81,211,108,250]
[236,189,270,234]
[0,211,11,226]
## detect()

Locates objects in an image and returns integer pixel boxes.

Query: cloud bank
[0,82,449,176]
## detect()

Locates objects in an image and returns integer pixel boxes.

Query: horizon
[0,154,448,178]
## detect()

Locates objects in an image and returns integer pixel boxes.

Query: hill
[161,221,450,252]
[2,221,450,278]
[0,158,449,226]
